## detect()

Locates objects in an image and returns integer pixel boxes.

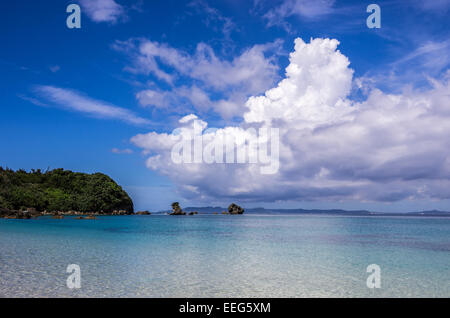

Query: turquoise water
[0,214,449,297]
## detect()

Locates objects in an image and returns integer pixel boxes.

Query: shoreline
[2,211,450,219]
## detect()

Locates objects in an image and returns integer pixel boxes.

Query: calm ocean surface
[0,214,449,297]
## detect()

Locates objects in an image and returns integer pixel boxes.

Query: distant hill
[157,206,450,217]
[0,168,133,213]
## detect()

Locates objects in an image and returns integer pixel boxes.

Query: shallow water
[0,214,449,297]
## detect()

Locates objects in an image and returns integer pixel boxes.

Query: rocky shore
[0,203,245,219]
[0,207,132,219]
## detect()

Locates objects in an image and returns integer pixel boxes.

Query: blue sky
[1,0,449,212]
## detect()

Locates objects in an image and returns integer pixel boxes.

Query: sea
[0,214,449,297]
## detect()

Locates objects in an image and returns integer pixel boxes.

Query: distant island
[0,168,133,218]
[168,206,450,217]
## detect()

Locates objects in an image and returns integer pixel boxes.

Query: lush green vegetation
[0,168,133,213]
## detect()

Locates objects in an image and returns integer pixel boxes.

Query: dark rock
[24,207,38,214]
[0,207,13,217]
[170,202,186,215]
[112,210,131,215]
[136,211,151,215]
[228,203,244,215]
[1,207,33,219]
[18,212,32,219]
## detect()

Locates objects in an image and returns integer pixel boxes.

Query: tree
[170,202,185,215]
[0,168,134,213]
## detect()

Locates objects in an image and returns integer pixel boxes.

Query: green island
[0,168,246,219]
[0,168,133,218]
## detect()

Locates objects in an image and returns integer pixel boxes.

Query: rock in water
[228,203,244,215]
[170,202,186,215]
[136,211,151,215]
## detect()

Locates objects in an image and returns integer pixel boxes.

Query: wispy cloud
[17,94,49,107]
[394,40,450,73]
[413,0,450,13]
[188,0,237,40]
[113,38,282,119]
[33,85,151,126]
[111,148,133,154]
[258,0,335,31]
[49,65,60,73]
[358,39,450,92]
[79,0,127,24]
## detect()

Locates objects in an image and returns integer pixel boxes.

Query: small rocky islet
[169,202,244,216]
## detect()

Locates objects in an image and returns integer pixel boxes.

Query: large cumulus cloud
[131,38,450,204]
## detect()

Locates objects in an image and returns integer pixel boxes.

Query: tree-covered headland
[0,168,133,214]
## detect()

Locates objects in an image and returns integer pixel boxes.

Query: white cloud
[131,38,450,204]
[136,86,213,112]
[49,65,60,73]
[263,0,335,29]
[112,148,133,154]
[179,114,199,123]
[114,38,281,118]
[136,89,173,108]
[176,85,213,112]
[79,0,126,23]
[34,85,151,126]
[244,38,353,126]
